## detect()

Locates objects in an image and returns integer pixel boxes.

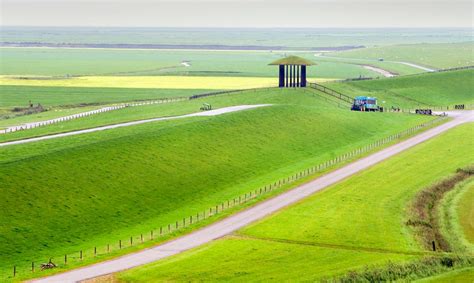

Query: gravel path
[31,111,473,283]
[0,104,271,147]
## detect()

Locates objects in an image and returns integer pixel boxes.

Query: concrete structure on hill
[269,56,316,88]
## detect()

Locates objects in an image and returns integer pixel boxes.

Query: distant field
[118,123,474,282]
[2,27,472,47]
[324,69,474,108]
[0,75,280,90]
[0,48,381,79]
[0,85,211,108]
[0,89,434,278]
[329,42,474,69]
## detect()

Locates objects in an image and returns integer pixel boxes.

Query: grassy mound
[0,89,433,277]
[324,69,474,108]
[118,123,474,282]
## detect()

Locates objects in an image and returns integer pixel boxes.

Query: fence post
[80,250,83,260]
[65,254,67,264]
[119,240,122,249]
[32,261,34,272]
[151,230,154,240]
[13,266,16,277]
[94,246,97,256]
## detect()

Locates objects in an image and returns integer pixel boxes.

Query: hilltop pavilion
[269,56,316,88]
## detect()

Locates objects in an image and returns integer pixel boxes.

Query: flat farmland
[0,85,211,108]
[0,47,380,78]
[0,75,280,90]
[329,42,474,69]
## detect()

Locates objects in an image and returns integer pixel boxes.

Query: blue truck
[351,96,382,112]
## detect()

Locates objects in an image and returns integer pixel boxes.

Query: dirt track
[30,111,473,283]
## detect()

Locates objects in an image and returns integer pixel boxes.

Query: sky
[1,0,473,28]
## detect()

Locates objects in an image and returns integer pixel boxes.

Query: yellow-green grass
[118,123,474,282]
[0,75,334,90]
[416,267,474,282]
[439,177,474,254]
[0,89,434,279]
[324,69,474,109]
[458,181,474,245]
[329,42,474,69]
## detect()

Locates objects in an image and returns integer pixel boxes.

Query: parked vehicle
[351,96,382,112]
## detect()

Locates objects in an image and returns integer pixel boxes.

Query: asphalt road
[32,111,473,283]
[0,104,271,147]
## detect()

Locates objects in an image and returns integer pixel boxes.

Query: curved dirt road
[0,104,270,147]
[32,111,473,283]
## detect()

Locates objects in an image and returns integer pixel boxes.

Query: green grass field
[0,85,211,108]
[315,55,425,76]
[416,267,474,282]
[0,48,380,79]
[118,123,474,282]
[439,177,474,255]
[0,88,347,142]
[458,181,474,245]
[329,42,474,69]
[324,69,474,108]
[0,89,435,278]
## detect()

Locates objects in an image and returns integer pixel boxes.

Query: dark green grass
[118,123,474,282]
[0,89,433,277]
[0,85,212,108]
[324,69,474,108]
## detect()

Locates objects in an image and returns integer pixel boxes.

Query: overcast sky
[1,0,473,28]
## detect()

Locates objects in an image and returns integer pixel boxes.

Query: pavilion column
[285,65,289,87]
[296,65,300,87]
[279,65,284,87]
[289,65,293,87]
[290,65,293,87]
[301,65,307,87]
[293,65,296,87]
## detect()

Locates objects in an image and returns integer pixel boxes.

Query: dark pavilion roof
[269,55,316,66]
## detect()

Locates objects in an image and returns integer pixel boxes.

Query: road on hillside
[0,104,271,147]
[32,111,473,283]
[314,53,436,73]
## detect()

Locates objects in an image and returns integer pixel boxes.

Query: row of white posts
[0,97,188,134]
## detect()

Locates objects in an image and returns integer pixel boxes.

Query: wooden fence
[4,114,448,280]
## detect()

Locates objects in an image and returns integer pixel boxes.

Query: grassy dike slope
[118,123,474,282]
[324,69,474,108]
[0,90,433,276]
